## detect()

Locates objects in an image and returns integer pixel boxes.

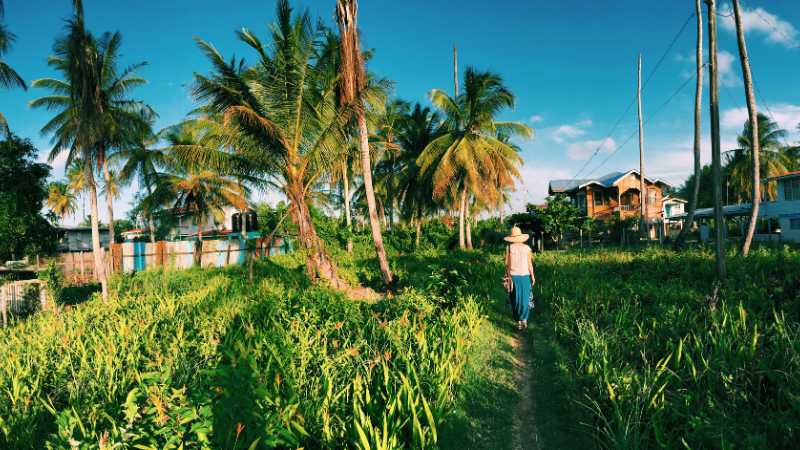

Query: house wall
[59,230,111,252]
[578,173,664,221]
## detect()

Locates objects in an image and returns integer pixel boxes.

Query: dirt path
[510,329,541,450]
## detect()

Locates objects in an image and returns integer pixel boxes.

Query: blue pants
[510,275,531,322]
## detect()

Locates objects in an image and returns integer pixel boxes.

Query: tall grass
[537,246,800,449]
[0,252,485,449]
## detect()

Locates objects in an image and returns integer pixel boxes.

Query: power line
[572,11,695,180]
[585,71,698,178]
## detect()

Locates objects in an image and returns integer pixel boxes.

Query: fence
[0,279,49,328]
[56,236,293,282]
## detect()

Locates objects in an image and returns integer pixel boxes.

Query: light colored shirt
[507,243,532,276]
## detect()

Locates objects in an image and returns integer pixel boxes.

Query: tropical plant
[0,0,26,135]
[394,103,442,247]
[29,0,149,298]
[417,67,532,249]
[374,99,410,229]
[724,113,789,202]
[336,0,393,287]
[46,181,77,223]
[116,114,168,242]
[189,0,354,288]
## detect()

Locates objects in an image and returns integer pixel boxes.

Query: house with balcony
[548,170,671,223]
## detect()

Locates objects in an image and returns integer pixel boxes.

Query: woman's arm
[504,245,511,275]
[528,252,536,285]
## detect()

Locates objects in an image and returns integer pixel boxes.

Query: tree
[674,0,704,250]
[530,194,582,248]
[0,135,54,261]
[46,181,77,223]
[336,0,393,287]
[706,0,726,279]
[30,1,149,298]
[374,99,410,229]
[0,0,26,134]
[732,0,760,256]
[189,1,352,288]
[417,67,532,249]
[116,114,168,242]
[67,160,90,221]
[29,0,110,298]
[725,113,789,203]
[395,103,442,248]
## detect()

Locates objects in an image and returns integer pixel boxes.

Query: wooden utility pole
[674,0,704,250]
[706,0,727,279]
[637,54,648,240]
[732,0,760,256]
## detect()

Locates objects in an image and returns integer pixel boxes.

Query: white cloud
[722,103,800,135]
[677,50,739,87]
[551,119,592,143]
[720,4,799,49]
[529,115,544,124]
[507,163,572,212]
[566,137,616,161]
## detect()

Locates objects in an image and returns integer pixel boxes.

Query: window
[594,191,605,206]
[647,189,657,205]
[784,178,800,201]
[791,218,800,230]
[577,193,587,211]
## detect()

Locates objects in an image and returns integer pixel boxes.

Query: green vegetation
[0,247,496,449]
[536,246,800,448]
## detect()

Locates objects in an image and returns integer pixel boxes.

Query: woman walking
[504,226,535,330]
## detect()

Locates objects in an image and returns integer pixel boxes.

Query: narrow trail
[510,329,541,450]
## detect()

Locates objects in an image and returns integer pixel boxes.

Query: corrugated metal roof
[548,170,669,194]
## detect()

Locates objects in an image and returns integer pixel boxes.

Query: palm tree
[374,99,410,228]
[189,1,351,288]
[674,0,704,250]
[116,115,168,242]
[395,103,442,247]
[0,0,26,135]
[67,159,90,220]
[417,67,532,249]
[336,0,393,286]
[30,0,111,299]
[725,113,789,202]
[46,181,77,223]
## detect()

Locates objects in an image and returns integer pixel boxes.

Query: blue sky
[2,0,799,223]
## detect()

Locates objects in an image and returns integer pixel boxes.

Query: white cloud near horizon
[566,137,617,161]
[719,4,799,49]
[721,103,800,137]
[676,50,739,87]
[529,114,544,124]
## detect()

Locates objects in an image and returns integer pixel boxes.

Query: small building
[121,228,148,242]
[167,206,259,239]
[548,170,671,222]
[663,195,688,236]
[674,171,800,242]
[56,226,111,252]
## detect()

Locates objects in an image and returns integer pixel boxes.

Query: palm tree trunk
[145,174,157,243]
[86,171,108,300]
[458,184,466,249]
[286,180,348,289]
[707,0,727,279]
[101,150,115,245]
[675,0,704,250]
[733,0,760,256]
[358,114,393,285]
[342,162,353,253]
[195,215,203,267]
[466,210,473,249]
[415,215,422,249]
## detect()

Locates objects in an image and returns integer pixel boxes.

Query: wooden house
[548,170,671,222]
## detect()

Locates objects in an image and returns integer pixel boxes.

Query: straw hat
[504,226,529,243]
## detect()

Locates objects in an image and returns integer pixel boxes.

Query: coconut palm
[725,113,789,202]
[394,103,442,247]
[46,181,77,223]
[336,0,393,286]
[29,0,111,298]
[67,159,89,220]
[374,99,410,228]
[189,0,352,288]
[116,115,168,242]
[0,0,26,135]
[417,67,532,249]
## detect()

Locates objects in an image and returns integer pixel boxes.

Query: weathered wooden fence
[56,236,292,282]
